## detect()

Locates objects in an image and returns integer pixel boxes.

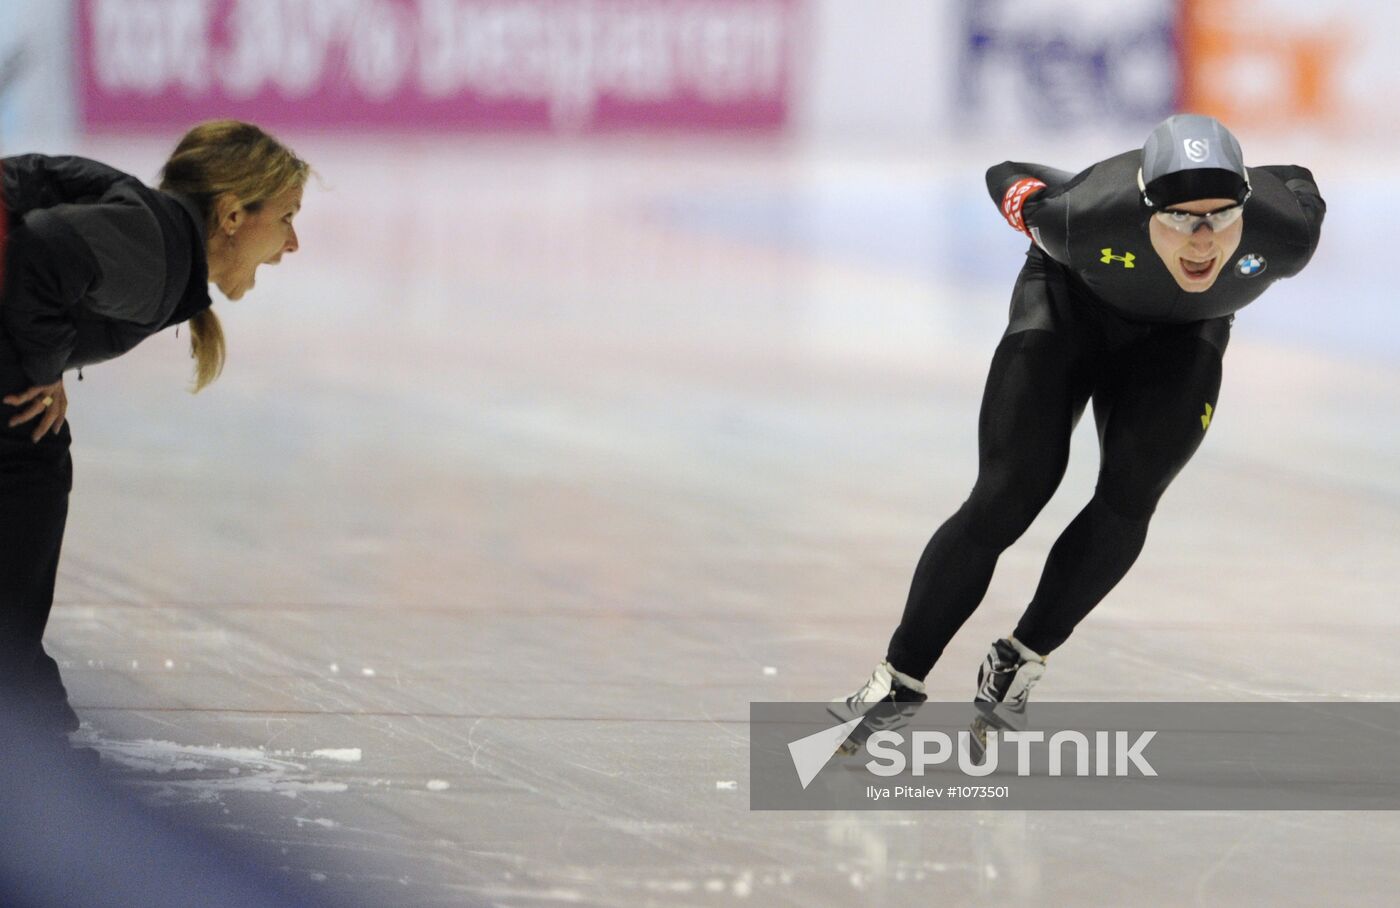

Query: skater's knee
[962,474,1059,548]
[1087,483,1159,528]
[1095,467,1169,520]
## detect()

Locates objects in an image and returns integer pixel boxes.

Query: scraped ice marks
[71,734,363,804]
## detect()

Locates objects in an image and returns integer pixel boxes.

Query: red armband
[1001,177,1046,238]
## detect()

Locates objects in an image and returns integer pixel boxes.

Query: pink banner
[77,0,799,132]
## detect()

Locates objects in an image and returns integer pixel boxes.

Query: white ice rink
[39,133,1400,906]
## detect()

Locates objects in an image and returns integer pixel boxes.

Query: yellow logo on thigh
[1201,402,1214,430]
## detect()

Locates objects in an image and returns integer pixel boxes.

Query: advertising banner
[952,0,1178,135]
[77,0,799,132]
[1180,0,1397,136]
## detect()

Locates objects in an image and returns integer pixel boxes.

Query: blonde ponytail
[188,308,225,393]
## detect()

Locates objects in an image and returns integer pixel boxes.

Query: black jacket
[1,154,213,386]
[986,152,1326,323]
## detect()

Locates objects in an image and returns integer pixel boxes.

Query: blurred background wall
[0,0,1387,150]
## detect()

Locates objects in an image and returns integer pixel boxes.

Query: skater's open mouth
[1179,255,1217,281]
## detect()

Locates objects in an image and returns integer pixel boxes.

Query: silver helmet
[1138,113,1251,208]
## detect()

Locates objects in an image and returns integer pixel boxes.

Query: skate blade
[966,717,991,765]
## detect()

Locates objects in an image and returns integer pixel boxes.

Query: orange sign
[1179,0,1348,130]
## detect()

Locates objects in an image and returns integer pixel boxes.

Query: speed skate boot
[968,636,1046,762]
[829,661,927,756]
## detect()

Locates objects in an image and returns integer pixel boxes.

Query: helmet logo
[1184,138,1210,163]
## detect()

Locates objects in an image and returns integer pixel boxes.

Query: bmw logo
[1235,253,1266,278]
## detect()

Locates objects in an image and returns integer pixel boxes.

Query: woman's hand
[4,379,67,443]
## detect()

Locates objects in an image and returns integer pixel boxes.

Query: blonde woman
[0,121,308,749]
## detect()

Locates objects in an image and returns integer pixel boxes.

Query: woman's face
[1148,196,1243,293]
[211,183,303,300]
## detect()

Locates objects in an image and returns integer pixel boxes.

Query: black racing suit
[0,155,212,733]
[885,150,1325,679]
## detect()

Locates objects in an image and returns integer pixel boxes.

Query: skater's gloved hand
[1000,177,1047,238]
[4,379,67,443]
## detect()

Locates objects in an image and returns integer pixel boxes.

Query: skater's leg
[885,328,1087,679]
[1013,329,1226,654]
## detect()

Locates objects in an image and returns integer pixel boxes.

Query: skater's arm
[986,161,1080,265]
[1269,164,1325,248]
[984,161,1076,206]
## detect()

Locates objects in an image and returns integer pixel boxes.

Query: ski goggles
[1152,204,1244,234]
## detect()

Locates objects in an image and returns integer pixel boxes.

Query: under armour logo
[1184,138,1209,162]
[1100,248,1136,268]
[1201,402,1214,430]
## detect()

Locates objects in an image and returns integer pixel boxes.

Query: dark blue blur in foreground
[0,706,364,908]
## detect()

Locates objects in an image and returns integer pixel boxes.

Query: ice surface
[42,134,1400,907]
